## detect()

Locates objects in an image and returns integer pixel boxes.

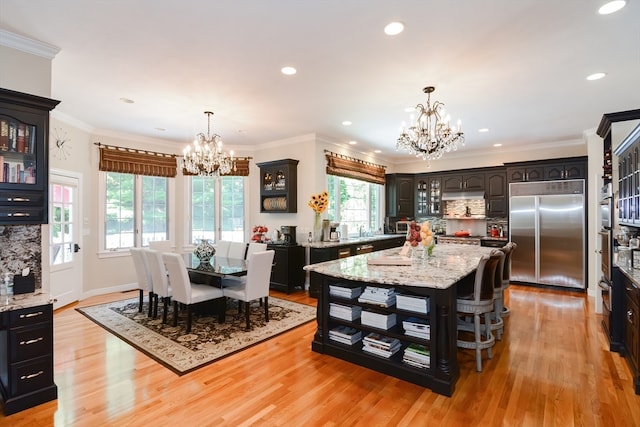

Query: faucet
[359,225,364,237]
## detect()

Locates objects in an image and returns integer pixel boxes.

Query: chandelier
[396,86,464,163]
[182,111,235,177]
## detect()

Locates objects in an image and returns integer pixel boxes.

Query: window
[103,172,169,250]
[327,175,381,236]
[190,175,245,243]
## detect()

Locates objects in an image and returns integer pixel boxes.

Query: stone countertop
[303,234,404,249]
[0,291,55,312]
[304,244,494,289]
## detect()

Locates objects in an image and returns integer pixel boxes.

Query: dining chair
[148,240,171,253]
[227,241,247,259]
[222,250,275,330]
[246,242,267,260]
[161,252,225,333]
[144,249,172,324]
[456,249,503,372]
[130,247,154,317]
[214,240,231,258]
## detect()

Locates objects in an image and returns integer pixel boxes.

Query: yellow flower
[308,190,329,214]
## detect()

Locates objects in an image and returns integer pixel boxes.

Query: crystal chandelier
[182,111,235,177]
[396,86,464,163]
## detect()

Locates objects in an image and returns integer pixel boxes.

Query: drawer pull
[20,370,44,380]
[20,337,44,345]
[7,197,30,202]
[8,212,30,217]
[19,311,44,319]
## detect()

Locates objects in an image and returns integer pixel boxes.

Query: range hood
[441,191,485,201]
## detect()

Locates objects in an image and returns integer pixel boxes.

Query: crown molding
[0,28,60,59]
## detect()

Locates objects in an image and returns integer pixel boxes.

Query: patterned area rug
[77,296,316,375]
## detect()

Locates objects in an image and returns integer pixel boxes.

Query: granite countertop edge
[0,291,55,312]
[302,234,403,249]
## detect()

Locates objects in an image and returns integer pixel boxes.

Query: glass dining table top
[183,254,248,277]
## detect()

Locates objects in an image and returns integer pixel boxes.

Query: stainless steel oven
[600,183,613,230]
[599,229,613,338]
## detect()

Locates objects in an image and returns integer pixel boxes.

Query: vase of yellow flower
[308,190,329,242]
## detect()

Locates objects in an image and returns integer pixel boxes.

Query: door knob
[74,244,81,253]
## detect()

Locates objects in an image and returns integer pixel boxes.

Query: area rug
[76,296,316,375]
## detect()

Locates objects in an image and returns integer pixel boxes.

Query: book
[17,123,26,153]
[0,120,8,150]
[8,121,17,151]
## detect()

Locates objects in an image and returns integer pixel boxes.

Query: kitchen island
[304,244,493,396]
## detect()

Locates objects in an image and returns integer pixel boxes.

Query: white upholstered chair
[162,252,225,333]
[148,240,172,253]
[245,242,267,260]
[456,249,503,372]
[222,250,275,330]
[144,248,172,324]
[214,240,231,258]
[130,247,154,317]
[227,241,247,259]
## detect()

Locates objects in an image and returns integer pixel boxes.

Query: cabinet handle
[7,197,30,202]
[628,310,634,324]
[20,370,44,380]
[8,212,30,217]
[20,311,44,319]
[524,173,528,182]
[20,337,44,346]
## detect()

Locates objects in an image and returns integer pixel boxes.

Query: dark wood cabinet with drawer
[0,303,57,415]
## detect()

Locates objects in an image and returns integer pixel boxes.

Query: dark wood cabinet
[506,166,544,183]
[506,157,587,184]
[267,244,305,293]
[0,88,59,225]
[414,175,442,218]
[256,159,298,213]
[544,162,586,181]
[0,303,57,415]
[385,174,414,218]
[485,170,507,217]
[623,274,640,393]
[442,172,484,192]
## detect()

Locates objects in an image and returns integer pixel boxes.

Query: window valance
[180,157,251,177]
[97,143,177,178]
[325,150,386,185]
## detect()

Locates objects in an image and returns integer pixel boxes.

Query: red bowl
[454,230,470,237]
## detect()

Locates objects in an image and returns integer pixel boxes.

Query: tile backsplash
[444,199,486,217]
[0,225,42,288]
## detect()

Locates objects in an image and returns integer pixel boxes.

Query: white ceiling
[0,0,638,162]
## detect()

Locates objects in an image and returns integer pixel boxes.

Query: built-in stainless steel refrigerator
[509,180,585,289]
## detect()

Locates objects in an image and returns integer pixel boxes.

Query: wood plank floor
[3,284,640,426]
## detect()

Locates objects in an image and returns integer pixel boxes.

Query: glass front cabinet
[0,88,60,224]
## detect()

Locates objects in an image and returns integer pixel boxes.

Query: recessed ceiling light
[384,22,404,36]
[374,149,382,153]
[348,140,357,145]
[342,121,352,126]
[587,72,606,81]
[598,1,626,14]
[154,127,166,132]
[281,66,297,75]
[119,97,134,104]
[493,143,502,147]
[478,128,490,133]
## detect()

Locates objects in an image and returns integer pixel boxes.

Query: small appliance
[281,225,296,245]
[395,220,411,234]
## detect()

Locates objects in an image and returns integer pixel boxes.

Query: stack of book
[328,325,362,346]
[357,286,397,307]
[329,302,362,321]
[329,284,362,300]
[396,294,429,314]
[361,310,397,329]
[362,333,401,358]
[402,343,430,369]
[402,317,430,340]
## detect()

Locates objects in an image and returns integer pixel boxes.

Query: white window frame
[326,175,382,237]
[97,171,175,258]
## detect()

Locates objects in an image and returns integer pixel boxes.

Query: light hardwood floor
[3,284,640,426]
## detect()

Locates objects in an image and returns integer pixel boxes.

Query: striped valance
[325,150,386,185]
[98,144,177,178]
[181,157,251,177]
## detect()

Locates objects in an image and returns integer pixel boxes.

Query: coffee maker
[281,225,296,245]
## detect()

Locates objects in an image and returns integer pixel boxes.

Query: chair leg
[474,313,482,372]
[186,305,192,334]
[148,292,154,317]
[245,301,250,330]
[264,296,269,322]
[162,297,169,324]
[173,300,179,327]
[485,312,493,359]
[138,289,144,312]
[153,294,159,318]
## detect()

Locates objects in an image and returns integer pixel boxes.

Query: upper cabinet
[256,158,298,213]
[506,157,587,184]
[543,162,586,181]
[386,174,414,218]
[485,170,507,217]
[442,172,484,192]
[613,124,640,226]
[0,88,59,225]
[506,166,544,183]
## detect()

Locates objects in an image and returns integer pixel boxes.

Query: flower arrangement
[406,220,435,256]
[308,190,329,214]
[251,225,269,242]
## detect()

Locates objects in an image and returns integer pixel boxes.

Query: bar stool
[489,247,506,340]
[500,242,517,317]
[457,249,504,372]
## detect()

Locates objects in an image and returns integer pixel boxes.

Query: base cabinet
[0,304,57,415]
[623,276,640,393]
[267,244,305,293]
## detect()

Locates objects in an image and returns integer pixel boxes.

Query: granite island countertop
[302,233,404,249]
[0,291,55,312]
[304,244,494,289]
